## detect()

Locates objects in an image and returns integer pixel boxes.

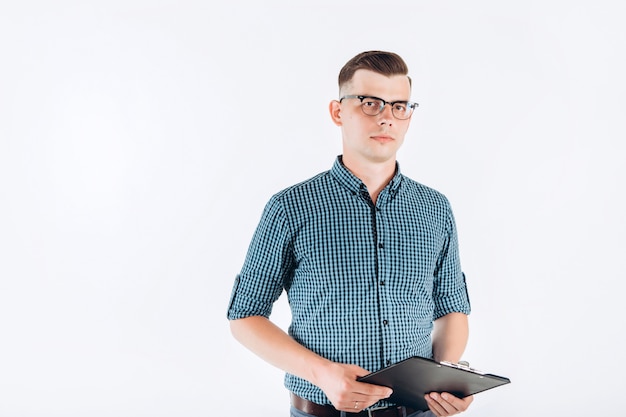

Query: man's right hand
[313,362,393,412]
[230,317,392,412]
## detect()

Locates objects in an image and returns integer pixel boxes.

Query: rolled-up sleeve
[227,195,295,320]
[432,200,471,320]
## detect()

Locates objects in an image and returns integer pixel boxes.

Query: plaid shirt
[227,156,471,407]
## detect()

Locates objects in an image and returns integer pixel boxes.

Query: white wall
[1,1,624,416]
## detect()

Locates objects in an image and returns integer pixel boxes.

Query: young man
[227,51,472,417]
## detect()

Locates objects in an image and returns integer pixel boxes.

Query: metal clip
[440,360,485,375]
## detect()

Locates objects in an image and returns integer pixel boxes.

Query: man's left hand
[423,392,473,416]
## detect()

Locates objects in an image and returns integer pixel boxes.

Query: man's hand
[424,392,473,416]
[313,362,393,412]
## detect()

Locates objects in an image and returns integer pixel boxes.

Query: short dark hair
[338,50,411,91]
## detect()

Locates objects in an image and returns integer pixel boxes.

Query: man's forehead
[342,69,411,96]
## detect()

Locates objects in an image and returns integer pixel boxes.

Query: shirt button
[378,243,384,249]
[386,360,391,366]
[383,320,389,326]
[379,280,385,286]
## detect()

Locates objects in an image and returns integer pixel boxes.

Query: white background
[1,1,625,416]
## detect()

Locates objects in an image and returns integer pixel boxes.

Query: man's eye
[394,103,407,112]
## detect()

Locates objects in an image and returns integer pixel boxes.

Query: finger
[424,393,447,416]
[345,396,383,412]
[354,387,394,410]
[425,392,460,416]
[335,389,393,413]
[333,395,369,412]
[424,392,473,416]
[335,399,368,413]
[354,380,394,399]
[438,392,473,413]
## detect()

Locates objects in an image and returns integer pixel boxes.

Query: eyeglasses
[339,95,418,120]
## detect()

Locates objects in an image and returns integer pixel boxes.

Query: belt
[290,393,416,417]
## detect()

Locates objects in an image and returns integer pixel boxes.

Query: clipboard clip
[440,360,486,375]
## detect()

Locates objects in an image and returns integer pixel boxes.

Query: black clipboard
[357,356,511,410]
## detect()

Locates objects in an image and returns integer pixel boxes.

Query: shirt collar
[330,155,403,199]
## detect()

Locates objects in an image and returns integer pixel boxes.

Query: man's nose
[378,104,394,124]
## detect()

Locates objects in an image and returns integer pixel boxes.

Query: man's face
[330,69,412,167]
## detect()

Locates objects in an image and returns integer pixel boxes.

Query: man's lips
[371,135,394,143]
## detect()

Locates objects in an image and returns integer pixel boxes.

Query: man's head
[338,50,411,96]
[330,51,415,169]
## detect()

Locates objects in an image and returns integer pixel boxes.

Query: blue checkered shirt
[227,156,471,407]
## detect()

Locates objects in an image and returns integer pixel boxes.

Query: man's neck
[341,155,396,204]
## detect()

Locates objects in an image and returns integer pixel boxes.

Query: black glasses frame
[339,95,418,120]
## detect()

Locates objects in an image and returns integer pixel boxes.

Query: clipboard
[357,356,511,410]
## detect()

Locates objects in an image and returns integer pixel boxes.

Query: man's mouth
[371,135,394,143]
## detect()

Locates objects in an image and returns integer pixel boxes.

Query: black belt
[290,393,416,417]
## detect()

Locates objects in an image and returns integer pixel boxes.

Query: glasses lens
[392,102,416,120]
[360,98,384,116]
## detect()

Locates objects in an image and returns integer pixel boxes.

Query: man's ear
[329,100,342,126]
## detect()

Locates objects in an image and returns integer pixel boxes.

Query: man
[227,51,472,417]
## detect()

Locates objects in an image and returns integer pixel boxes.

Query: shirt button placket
[377,207,392,368]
